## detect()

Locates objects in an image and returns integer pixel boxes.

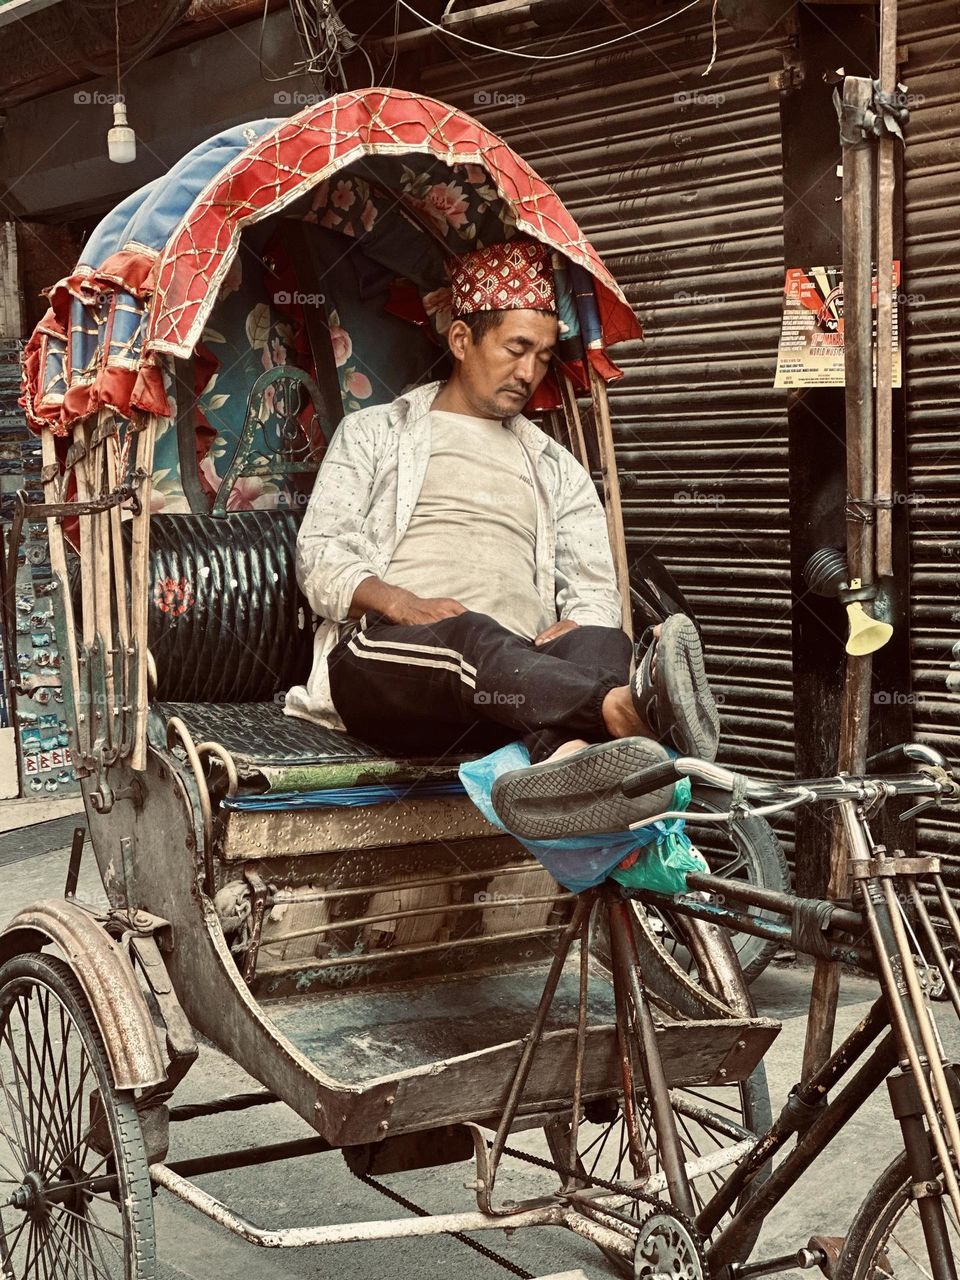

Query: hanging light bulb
[107,98,136,164]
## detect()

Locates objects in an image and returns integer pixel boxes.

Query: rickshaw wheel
[545,907,772,1277]
[0,953,156,1279]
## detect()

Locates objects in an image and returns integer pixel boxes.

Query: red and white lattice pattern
[147,88,640,358]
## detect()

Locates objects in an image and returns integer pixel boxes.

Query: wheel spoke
[1,1210,31,1265]
[0,1028,36,1170]
[37,1062,92,1178]
[46,1212,114,1280]
[55,1205,125,1245]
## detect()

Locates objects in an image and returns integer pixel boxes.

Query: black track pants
[327,610,632,764]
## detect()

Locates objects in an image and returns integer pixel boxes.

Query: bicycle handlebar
[620,742,960,810]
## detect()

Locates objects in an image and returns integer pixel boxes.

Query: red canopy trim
[147,88,641,362]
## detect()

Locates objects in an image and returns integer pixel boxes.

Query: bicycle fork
[841,797,960,1277]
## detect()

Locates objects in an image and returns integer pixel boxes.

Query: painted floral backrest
[151,220,441,515]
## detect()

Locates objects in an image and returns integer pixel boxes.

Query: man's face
[452,310,559,419]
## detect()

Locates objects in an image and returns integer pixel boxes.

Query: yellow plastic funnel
[845,601,894,656]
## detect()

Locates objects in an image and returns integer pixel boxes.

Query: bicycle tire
[836,1149,960,1280]
[652,786,790,984]
[0,952,157,1279]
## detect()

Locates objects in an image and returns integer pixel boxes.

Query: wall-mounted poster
[773,263,902,389]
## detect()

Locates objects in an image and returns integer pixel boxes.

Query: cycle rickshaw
[3,87,958,1280]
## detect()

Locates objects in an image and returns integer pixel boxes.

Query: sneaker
[491,737,675,840]
[632,614,719,761]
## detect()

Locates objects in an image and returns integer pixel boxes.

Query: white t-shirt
[385,409,550,640]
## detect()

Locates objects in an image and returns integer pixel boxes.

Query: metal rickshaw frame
[0,87,783,1277]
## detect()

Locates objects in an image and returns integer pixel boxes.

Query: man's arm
[295,412,383,623]
[349,576,465,625]
[553,454,623,628]
[296,411,466,626]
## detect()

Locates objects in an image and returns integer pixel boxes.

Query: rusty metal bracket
[849,855,941,879]
[129,932,199,1104]
[242,869,270,984]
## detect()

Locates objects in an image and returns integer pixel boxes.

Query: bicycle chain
[502,1140,702,1236]
[351,1139,705,1278]
[352,1170,535,1279]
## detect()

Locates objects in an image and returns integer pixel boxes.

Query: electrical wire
[393,0,704,60]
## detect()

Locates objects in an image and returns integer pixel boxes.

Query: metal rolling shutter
[901,0,960,861]
[420,13,793,822]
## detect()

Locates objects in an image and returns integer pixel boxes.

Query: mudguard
[0,898,167,1089]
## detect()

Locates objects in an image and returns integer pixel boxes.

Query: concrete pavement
[0,804,940,1280]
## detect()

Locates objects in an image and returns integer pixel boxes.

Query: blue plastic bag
[459,742,707,895]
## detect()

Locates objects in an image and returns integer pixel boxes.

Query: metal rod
[63,827,85,899]
[611,901,646,1179]
[169,1091,278,1122]
[265,890,572,945]
[887,1071,960,1280]
[129,418,156,770]
[255,923,562,976]
[566,906,592,1187]
[697,999,889,1235]
[150,1160,568,1246]
[907,879,960,1022]
[853,859,960,1220]
[630,889,872,968]
[588,366,632,639]
[685,871,864,932]
[486,894,592,1182]
[878,871,960,1209]
[609,898,696,1219]
[166,1136,333,1178]
[41,431,88,768]
[707,1032,899,1270]
[268,861,543,903]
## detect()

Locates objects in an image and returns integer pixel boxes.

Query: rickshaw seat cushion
[147,697,465,789]
[136,509,315,703]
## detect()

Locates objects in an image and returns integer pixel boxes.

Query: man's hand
[387,590,467,626]
[350,576,466,626]
[533,619,579,646]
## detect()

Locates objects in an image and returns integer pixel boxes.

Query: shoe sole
[645,614,720,761]
[491,737,675,840]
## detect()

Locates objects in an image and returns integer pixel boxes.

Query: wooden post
[802,77,877,1081]
[587,365,632,639]
[129,416,156,772]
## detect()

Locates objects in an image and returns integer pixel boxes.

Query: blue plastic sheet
[222,781,465,810]
[458,742,707,895]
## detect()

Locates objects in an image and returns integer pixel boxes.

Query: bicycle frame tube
[697,999,890,1236]
[707,1030,899,1270]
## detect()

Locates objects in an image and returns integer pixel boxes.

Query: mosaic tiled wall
[0,338,78,797]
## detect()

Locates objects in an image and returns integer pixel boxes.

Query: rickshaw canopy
[22,87,642,442]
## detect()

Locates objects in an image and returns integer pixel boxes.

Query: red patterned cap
[448,239,556,316]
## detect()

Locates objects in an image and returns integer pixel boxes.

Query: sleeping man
[283,239,719,836]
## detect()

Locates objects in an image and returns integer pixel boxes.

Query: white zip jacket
[283,379,622,731]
